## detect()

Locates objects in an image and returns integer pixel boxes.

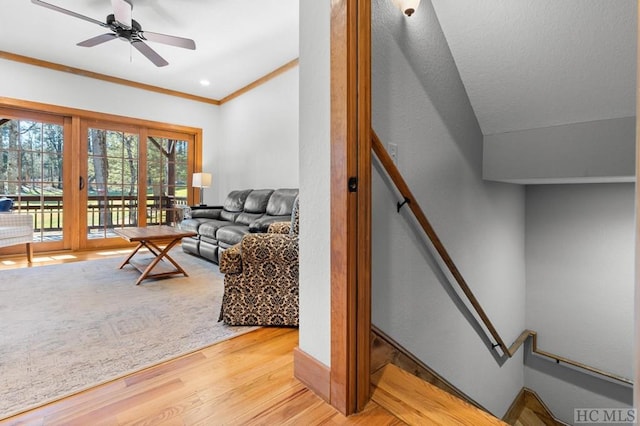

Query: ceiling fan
[31,0,196,67]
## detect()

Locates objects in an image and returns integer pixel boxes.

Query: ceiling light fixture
[392,0,420,16]
[200,79,210,86]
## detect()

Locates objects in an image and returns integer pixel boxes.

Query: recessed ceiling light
[200,79,211,86]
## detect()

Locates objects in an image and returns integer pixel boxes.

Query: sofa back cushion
[236,212,264,226]
[221,189,253,222]
[224,189,253,212]
[220,210,239,222]
[243,189,274,213]
[266,188,299,216]
[235,190,274,225]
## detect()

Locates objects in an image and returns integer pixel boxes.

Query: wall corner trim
[293,346,331,403]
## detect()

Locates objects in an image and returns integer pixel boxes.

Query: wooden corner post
[330,0,372,416]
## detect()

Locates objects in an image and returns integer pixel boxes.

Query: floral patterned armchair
[218,198,299,326]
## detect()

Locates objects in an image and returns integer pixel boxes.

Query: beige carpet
[0,250,254,419]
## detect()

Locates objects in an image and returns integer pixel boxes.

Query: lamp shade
[392,0,421,16]
[192,172,212,188]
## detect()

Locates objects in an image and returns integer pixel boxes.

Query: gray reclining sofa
[179,188,298,263]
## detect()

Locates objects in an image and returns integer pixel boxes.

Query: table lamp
[192,172,212,206]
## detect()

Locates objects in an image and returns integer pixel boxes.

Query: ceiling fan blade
[111,0,132,29]
[77,33,117,47]
[131,41,169,67]
[140,31,196,50]
[31,0,106,27]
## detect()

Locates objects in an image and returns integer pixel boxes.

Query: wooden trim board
[0,51,220,105]
[329,0,359,415]
[0,50,299,106]
[219,59,299,104]
[503,388,569,425]
[293,347,331,403]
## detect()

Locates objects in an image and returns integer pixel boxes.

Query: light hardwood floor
[0,248,133,270]
[3,327,403,426]
[0,250,404,426]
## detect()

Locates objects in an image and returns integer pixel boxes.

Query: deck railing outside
[8,195,188,241]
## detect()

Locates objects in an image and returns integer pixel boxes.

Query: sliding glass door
[80,122,194,248]
[0,108,70,253]
[0,101,200,255]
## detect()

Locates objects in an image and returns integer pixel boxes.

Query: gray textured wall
[371,0,526,416]
[484,117,635,184]
[524,183,634,423]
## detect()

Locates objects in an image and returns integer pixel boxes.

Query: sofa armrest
[268,222,291,234]
[189,208,223,219]
[0,213,34,249]
[0,213,33,227]
[219,243,242,274]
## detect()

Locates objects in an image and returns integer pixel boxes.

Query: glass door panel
[146,134,190,226]
[0,113,66,251]
[86,127,139,241]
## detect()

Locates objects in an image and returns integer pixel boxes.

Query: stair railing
[371,130,632,386]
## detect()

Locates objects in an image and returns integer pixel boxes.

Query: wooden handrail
[371,131,632,386]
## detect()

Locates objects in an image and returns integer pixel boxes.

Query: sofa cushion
[220,210,241,222]
[198,219,235,239]
[243,189,274,213]
[216,224,250,246]
[0,198,13,212]
[179,218,213,233]
[224,189,253,212]
[236,212,264,226]
[200,235,218,245]
[266,188,299,216]
[249,215,291,233]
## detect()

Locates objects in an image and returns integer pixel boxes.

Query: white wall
[525,183,634,422]
[0,58,300,207]
[0,59,220,202]
[297,0,332,366]
[215,67,300,203]
[484,117,636,184]
[371,0,526,416]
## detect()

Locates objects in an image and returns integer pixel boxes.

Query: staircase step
[371,364,507,426]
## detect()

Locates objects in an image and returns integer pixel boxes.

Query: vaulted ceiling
[431,0,636,136]
[2,0,299,102]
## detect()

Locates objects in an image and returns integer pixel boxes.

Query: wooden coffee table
[114,225,197,285]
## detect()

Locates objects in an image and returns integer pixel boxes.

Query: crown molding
[0,51,299,106]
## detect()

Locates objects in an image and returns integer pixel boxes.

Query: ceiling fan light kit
[31,0,196,67]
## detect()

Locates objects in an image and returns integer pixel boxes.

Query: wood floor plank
[43,379,186,425]
[371,364,506,426]
[322,401,407,426]
[184,365,304,424]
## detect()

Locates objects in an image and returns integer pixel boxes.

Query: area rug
[0,250,254,419]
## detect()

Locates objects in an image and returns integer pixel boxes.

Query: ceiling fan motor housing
[107,14,142,42]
